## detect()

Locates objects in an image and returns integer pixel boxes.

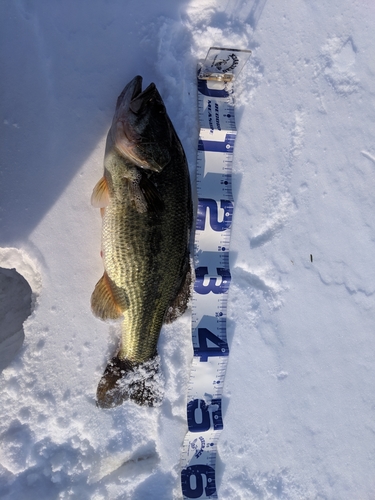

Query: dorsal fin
[91,176,110,208]
[91,272,124,320]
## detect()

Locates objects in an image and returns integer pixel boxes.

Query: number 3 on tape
[180,47,251,499]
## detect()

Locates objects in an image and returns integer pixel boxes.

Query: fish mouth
[111,76,166,172]
[116,76,157,115]
[129,75,143,102]
[129,80,157,115]
[115,76,160,133]
[115,75,143,112]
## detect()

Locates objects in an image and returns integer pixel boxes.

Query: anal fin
[91,272,123,320]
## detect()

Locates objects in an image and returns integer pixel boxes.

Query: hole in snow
[0,247,41,372]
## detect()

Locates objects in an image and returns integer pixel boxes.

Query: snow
[1,0,375,498]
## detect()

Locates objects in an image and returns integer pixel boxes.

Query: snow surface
[1,0,375,498]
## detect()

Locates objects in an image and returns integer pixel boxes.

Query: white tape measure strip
[180,48,251,500]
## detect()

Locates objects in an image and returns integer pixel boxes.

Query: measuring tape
[180,48,251,499]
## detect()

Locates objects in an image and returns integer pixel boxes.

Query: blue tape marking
[181,464,217,499]
[196,199,233,232]
[194,328,229,362]
[187,398,224,432]
[198,134,236,153]
[194,267,231,295]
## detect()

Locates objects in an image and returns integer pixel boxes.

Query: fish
[91,76,192,408]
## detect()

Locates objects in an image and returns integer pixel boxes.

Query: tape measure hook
[198,47,252,82]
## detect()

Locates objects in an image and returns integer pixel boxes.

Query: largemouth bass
[91,76,192,408]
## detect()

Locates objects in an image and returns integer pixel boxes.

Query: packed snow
[1,0,375,498]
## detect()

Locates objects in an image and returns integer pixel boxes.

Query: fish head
[110,76,173,172]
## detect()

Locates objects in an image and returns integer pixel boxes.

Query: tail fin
[96,355,164,408]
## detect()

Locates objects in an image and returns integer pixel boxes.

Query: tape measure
[180,47,251,500]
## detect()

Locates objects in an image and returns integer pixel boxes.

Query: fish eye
[157,103,166,114]
[148,97,166,114]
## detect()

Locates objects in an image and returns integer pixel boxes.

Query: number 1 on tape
[180,47,251,499]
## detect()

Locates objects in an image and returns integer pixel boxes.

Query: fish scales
[91,76,192,408]
[102,152,190,361]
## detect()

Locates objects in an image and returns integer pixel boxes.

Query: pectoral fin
[91,176,110,208]
[119,175,146,213]
[124,173,163,214]
[139,174,164,213]
[91,272,124,320]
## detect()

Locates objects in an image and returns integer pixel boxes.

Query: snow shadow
[0,0,191,245]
